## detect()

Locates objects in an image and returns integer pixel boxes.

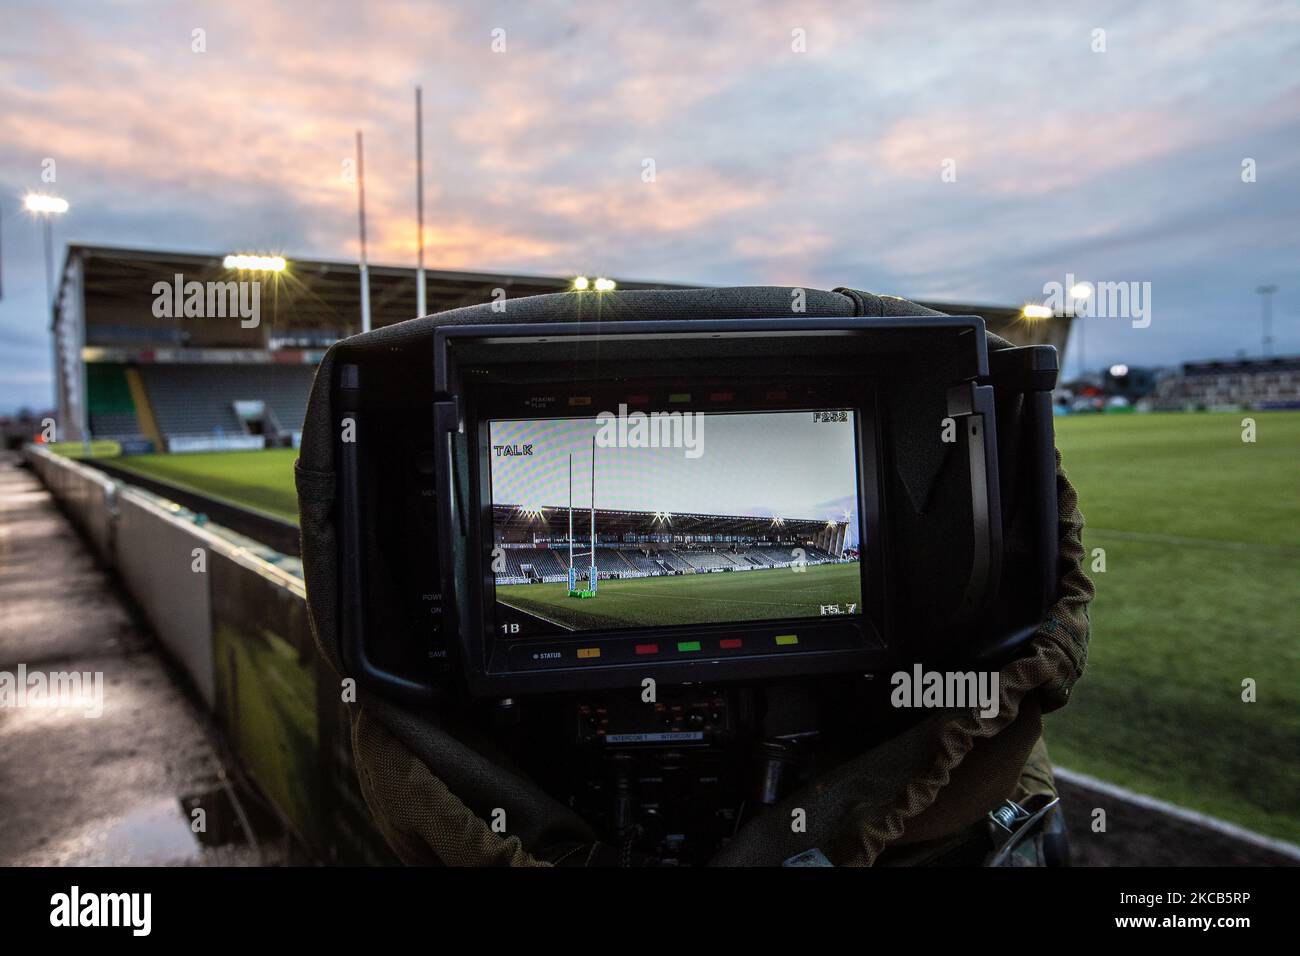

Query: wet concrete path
[0,453,270,865]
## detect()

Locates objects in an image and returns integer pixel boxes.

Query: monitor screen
[485,408,863,634]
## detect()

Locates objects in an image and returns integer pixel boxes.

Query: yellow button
[774,634,799,646]
[577,647,601,659]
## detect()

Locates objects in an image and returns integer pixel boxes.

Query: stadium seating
[138,364,316,444]
[653,549,691,573]
[1152,358,1300,411]
[678,551,738,572]
[742,545,834,566]
[593,548,639,575]
[493,543,855,587]
[500,548,566,580]
[622,550,668,575]
[86,364,143,439]
[498,550,532,579]
[753,547,803,566]
[531,550,567,576]
[89,411,143,440]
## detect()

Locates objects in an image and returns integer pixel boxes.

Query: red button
[719,638,743,649]
[635,643,659,655]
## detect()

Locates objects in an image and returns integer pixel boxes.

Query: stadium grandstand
[491,502,851,586]
[49,244,1071,450]
[1151,355,1300,411]
[50,245,693,452]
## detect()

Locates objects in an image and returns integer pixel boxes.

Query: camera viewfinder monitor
[331,317,1057,699]
[487,409,863,635]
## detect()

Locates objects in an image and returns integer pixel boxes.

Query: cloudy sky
[2,0,1298,411]
[489,411,859,524]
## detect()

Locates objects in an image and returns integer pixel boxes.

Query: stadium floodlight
[593,277,616,291]
[24,193,69,215]
[1256,284,1278,358]
[1109,364,1129,377]
[25,193,74,446]
[572,275,590,291]
[223,253,287,272]
[1021,304,1053,319]
[1070,282,1092,300]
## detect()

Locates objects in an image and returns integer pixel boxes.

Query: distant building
[1,409,54,451]
[1152,356,1300,411]
[1103,364,1159,401]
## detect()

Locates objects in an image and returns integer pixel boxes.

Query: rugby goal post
[568,439,598,598]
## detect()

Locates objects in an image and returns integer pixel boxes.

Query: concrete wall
[23,442,396,864]
[25,445,117,561]
[114,489,220,707]
[23,444,293,710]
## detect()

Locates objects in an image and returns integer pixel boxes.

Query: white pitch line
[493,596,578,631]
[1054,766,1300,861]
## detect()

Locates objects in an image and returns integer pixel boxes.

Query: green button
[774,634,799,646]
[677,641,702,652]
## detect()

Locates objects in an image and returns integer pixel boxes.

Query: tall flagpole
[356,130,371,334]
[414,86,426,317]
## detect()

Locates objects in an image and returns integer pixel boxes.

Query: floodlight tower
[414,86,427,318]
[1256,284,1277,358]
[25,194,76,449]
[356,130,371,334]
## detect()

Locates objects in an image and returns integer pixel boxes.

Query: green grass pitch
[105,411,1300,841]
[1047,411,1299,843]
[497,562,861,631]
[110,447,301,520]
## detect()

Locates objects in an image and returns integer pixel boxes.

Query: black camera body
[333,314,1059,702]
[324,305,1060,862]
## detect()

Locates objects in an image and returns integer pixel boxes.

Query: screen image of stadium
[487,409,862,632]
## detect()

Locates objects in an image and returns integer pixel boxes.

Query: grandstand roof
[57,244,691,351]
[1183,355,1300,375]
[55,243,1060,350]
[494,503,845,538]
[51,243,1072,443]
